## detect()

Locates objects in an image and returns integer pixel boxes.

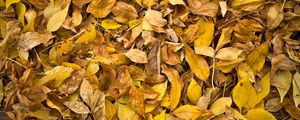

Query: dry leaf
[47,1,70,32]
[87,0,116,18]
[112,2,138,23]
[194,46,215,57]
[246,41,269,74]
[64,101,90,114]
[187,78,202,104]
[188,0,218,17]
[244,109,276,120]
[18,32,54,51]
[209,97,232,115]
[173,105,202,120]
[293,72,300,108]
[215,47,242,61]
[145,9,167,27]
[124,49,148,63]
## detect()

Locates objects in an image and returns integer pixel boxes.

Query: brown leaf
[18,32,54,51]
[64,101,90,114]
[144,9,167,27]
[124,49,148,63]
[112,2,138,23]
[188,0,219,17]
[87,0,116,18]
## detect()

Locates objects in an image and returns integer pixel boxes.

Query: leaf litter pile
[1,0,300,119]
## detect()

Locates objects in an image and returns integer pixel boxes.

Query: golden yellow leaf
[237,63,255,82]
[187,78,202,104]
[145,103,159,113]
[232,79,257,110]
[15,2,26,26]
[105,99,116,120]
[173,105,202,120]
[246,41,269,74]
[57,38,74,56]
[5,0,20,9]
[46,1,70,32]
[151,80,168,101]
[184,44,210,81]
[209,97,232,115]
[161,93,170,108]
[215,47,243,61]
[256,73,270,104]
[231,0,264,9]
[161,65,181,110]
[0,0,5,7]
[194,18,214,47]
[244,109,276,120]
[216,58,244,73]
[62,62,81,69]
[101,20,122,30]
[35,66,74,87]
[75,25,96,44]
[86,0,116,18]
[154,110,166,120]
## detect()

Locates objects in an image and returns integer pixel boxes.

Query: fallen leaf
[184,44,210,81]
[216,27,233,51]
[173,105,202,120]
[75,25,96,43]
[15,2,26,26]
[64,101,90,114]
[112,2,138,23]
[101,20,122,30]
[46,1,70,32]
[144,9,167,27]
[115,102,137,120]
[35,66,74,87]
[246,41,269,74]
[187,78,202,104]
[169,0,185,5]
[194,46,215,57]
[209,97,232,115]
[244,109,276,120]
[194,18,214,47]
[215,47,242,61]
[216,58,244,73]
[188,0,219,17]
[18,32,54,51]
[219,1,227,17]
[5,0,20,9]
[267,3,283,29]
[124,49,148,63]
[293,72,300,108]
[86,0,116,18]
[273,71,292,102]
[232,79,257,110]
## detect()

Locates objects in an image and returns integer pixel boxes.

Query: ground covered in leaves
[0,0,300,119]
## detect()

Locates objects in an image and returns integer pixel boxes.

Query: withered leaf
[188,0,219,17]
[112,2,138,23]
[124,49,148,63]
[145,9,167,27]
[18,32,54,51]
[87,0,116,18]
[63,101,90,114]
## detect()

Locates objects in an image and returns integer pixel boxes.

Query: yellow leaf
[244,109,276,120]
[0,0,5,7]
[5,0,20,9]
[154,110,166,120]
[46,1,70,32]
[275,71,292,102]
[293,72,300,108]
[209,97,232,115]
[194,18,214,47]
[115,102,137,120]
[184,44,210,81]
[86,0,116,18]
[105,99,117,120]
[168,0,185,5]
[215,47,243,61]
[123,49,148,63]
[15,2,26,26]
[161,93,170,108]
[129,18,143,28]
[194,46,215,57]
[216,27,233,51]
[151,80,168,101]
[101,20,122,30]
[23,9,37,32]
[232,79,257,110]
[35,66,74,87]
[256,73,270,104]
[57,38,74,56]
[232,108,247,120]
[62,62,81,69]
[29,109,54,120]
[173,105,202,120]
[187,78,202,104]
[85,62,99,76]
[161,65,181,110]
[144,9,167,27]
[237,63,255,82]
[75,25,96,44]
[231,0,264,8]
[216,58,244,73]
[145,103,159,113]
[246,41,269,74]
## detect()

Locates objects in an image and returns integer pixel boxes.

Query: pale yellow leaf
[145,9,167,27]
[256,73,270,104]
[194,46,215,57]
[23,9,37,32]
[216,27,233,51]
[124,49,148,63]
[169,0,185,5]
[185,45,210,81]
[153,110,166,120]
[46,1,70,32]
[173,105,202,120]
[216,58,244,73]
[115,102,137,120]
[237,63,255,82]
[35,66,74,87]
[85,62,99,76]
[105,99,116,120]
[244,109,276,120]
[293,72,300,108]
[274,71,292,102]
[187,78,202,104]
[215,47,242,61]
[209,97,232,115]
